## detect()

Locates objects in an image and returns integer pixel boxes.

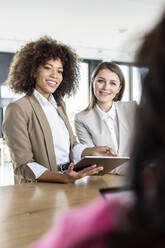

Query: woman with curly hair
[2,36,114,184]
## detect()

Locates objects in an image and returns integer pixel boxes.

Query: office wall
[0,52,14,137]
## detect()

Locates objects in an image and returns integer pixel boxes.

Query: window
[118,64,130,101]
[132,66,142,104]
[65,62,89,132]
[1,85,24,99]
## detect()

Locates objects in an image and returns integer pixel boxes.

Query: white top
[95,103,119,153]
[27,89,86,179]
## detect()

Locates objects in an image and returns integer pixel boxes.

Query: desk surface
[0,174,124,248]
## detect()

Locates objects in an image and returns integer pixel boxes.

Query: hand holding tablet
[74,156,130,175]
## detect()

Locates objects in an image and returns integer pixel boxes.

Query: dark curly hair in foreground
[7,36,79,102]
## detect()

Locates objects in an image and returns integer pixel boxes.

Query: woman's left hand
[65,163,103,183]
[81,146,117,157]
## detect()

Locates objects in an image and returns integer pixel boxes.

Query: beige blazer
[3,95,77,184]
[75,101,137,175]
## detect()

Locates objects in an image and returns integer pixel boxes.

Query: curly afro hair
[7,36,80,102]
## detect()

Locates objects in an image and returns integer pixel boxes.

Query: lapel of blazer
[57,102,74,147]
[28,95,56,170]
[115,102,129,155]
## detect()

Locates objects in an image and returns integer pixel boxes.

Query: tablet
[99,186,130,197]
[99,186,135,205]
[74,156,130,175]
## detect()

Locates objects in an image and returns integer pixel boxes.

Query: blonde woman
[75,62,137,175]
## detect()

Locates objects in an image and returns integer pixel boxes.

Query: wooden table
[0,174,124,248]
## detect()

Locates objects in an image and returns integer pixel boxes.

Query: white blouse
[27,89,86,178]
[95,103,119,153]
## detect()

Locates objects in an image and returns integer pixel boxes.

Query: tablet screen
[99,187,135,206]
[74,156,130,175]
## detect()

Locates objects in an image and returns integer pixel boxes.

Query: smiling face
[93,69,121,110]
[34,58,63,99]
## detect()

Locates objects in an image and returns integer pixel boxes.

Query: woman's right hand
[64,163,103,183]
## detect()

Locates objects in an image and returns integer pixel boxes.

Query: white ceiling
[0,0,164,62]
